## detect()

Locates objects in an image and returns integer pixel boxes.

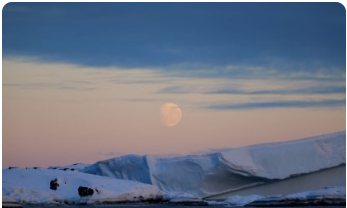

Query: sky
[2,2,346,168]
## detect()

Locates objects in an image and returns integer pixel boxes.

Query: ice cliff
[81,131,346,197]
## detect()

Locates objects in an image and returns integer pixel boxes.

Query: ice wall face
[83,154,152,184]
[82,131,346,197]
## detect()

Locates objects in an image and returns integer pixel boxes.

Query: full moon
[160,102,182,127]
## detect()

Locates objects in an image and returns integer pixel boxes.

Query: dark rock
[8,166,18,169]
[50,178,59,190]
[78,186,94,197]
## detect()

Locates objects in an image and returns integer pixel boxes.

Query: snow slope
[248,186,346,206]
[207,186,346,207]
[2,168,163,204]
[286,186,346,199]
[82,131,346,197]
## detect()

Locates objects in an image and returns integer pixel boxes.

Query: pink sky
[3,58,346,168]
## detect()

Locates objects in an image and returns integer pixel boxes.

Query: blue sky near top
[3,2,346,72]
[2,2,346,105]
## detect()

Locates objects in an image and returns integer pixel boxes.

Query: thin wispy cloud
[206,99,346,110]
[157,86,194,94]
[3,82,97,91]
[107,97,164,103]
[210,86,346,95]
[164,64,346,82]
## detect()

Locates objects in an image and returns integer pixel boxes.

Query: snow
[207,195,263,207]
[2,196,22,208]
[2,168,163,204]
[82,131,346,197]
[247,186,346,206]
[207,186,346,207]
[286,186,346,200]
[163,191,202,202]
[223,195,263,206]
[2,195,18,204]
[3,131,345,205]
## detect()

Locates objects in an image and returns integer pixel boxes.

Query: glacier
[81,131,346,198]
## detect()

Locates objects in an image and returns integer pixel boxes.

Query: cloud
[92,151,125,158]
[3,82,96,91]
[206,99,346,110]
[210,86,346,95]
[3,57,345,112]
[157,85,194,94]
[107,97,164,103]
[3,3,345,81]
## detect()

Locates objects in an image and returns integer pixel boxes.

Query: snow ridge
[82,131,346,197]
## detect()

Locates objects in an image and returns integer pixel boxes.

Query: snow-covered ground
[82,131,346,197]
[286,186,345,199]
[2,167,345,206]
[2,131,345,205]
[3,168,163,205]
[246,186,346,206]
[207,194,263,206]
[206,186,346,207]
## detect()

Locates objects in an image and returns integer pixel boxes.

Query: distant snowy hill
[81,131,346,197]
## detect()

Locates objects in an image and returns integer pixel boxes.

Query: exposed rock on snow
[48,163,89,171]
[3,168,163,204]
[78,186,94,197]
[82,131,346,197]
[49,178,59,190]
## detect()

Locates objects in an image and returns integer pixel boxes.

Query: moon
[160,102,182,127]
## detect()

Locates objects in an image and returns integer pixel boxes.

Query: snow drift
[207,186,346,207]
[248,186,346,206]
[2,168,163,204]
[82,131,346,197]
